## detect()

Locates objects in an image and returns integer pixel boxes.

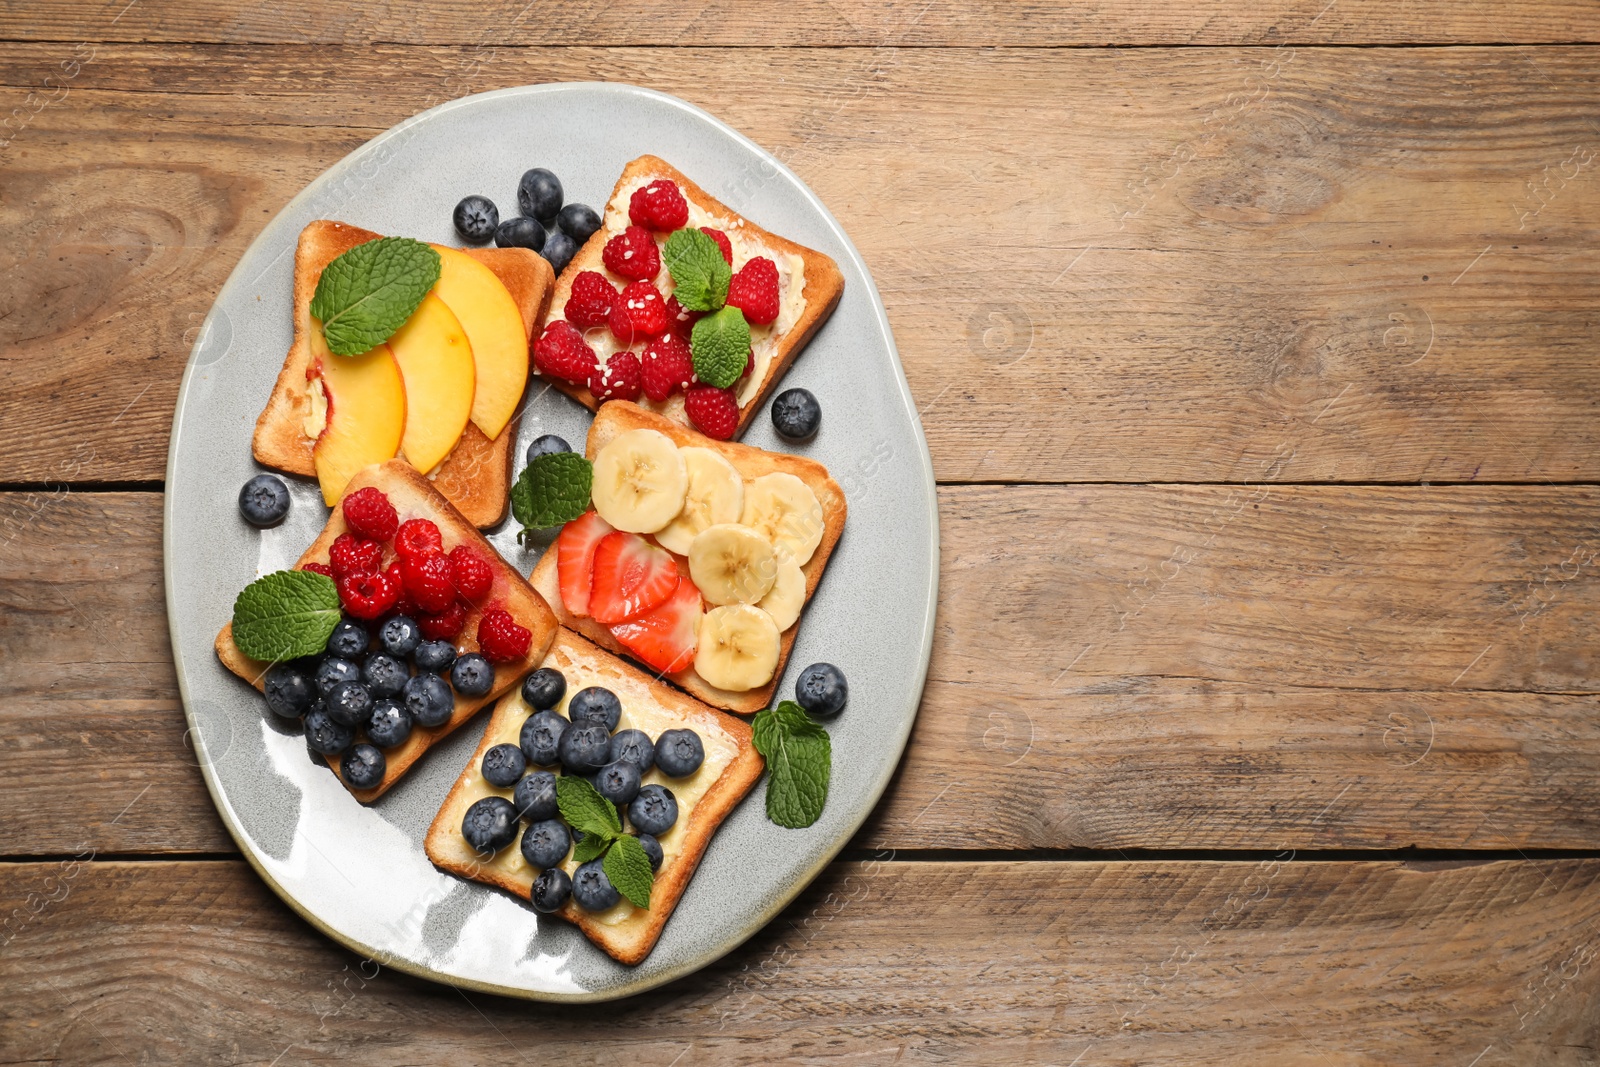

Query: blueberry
[531,866,572,913]
[796,662,848,718]
[461,796,519,854]
[520,666,567,710]
[263,663,315,719]
[325,680,374,728]
[340,743,386,789]
[628,784,678,836]
[568,686,621,731]
[520,818,571,870]
[654,728,704,778]
[520,710,570,766]
[542,231,578,275]
[326,618,368,658]
[608,728,655,773]
[595,759,642,808]
[451,653,494,697]
[413,639,457,674]
[314,656,362,695]
[379,615,421,658]
[481,743,527,787]
[560,723,612,774]
[513,769,559,820]
[495,215,545,252]
[402,673,455,728]
[636,832,664,871]
[524,434,571,467]
[238,473,290,527]
[365,699,412,748]
[304,707,354,755]
[556,202,601,244]
[771,387,822,442]
[453,195,498,243]
[361,652,408,699]
[571,859,619,911]
[517,167,563,222]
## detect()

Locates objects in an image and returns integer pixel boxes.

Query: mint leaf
[511,452,593,543]
[690,305,752,390]
[231,570,342,662]
[604,834,655,909]
[310,237,442,356]
[664,228,731,312]
[557,775,623,839]
[572,833,611,865]
[752,700,831,829]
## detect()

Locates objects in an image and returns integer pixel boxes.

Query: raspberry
[628,179,689,231]
[701,227,733,263]
[640,335,694,402]
[384,561,415,616]
[589,350,643,402]
[477,608,533,664]
[684,384,740,440]
[417,601,467,641]
[740,347,754,379]
[402,551,456,614]
[726,256,780,325]
[448,545,494,604]
[602,225,661,282]
[665,295,702,341]
[341,486,398,542]
[329,533,382,578]
[607,280,669,343]
[394,518,442,560]
[337,570,400,620]
[564,270,617,330]
[533,320,599,384]
[302,562,335,579]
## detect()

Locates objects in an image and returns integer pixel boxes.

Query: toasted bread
[253,220,554,528]
[215,460,558,801]
[528,401,846,715]
[539,155,843,437]
[424,628,764,965]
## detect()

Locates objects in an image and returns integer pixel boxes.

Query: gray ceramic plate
[164,83,937,1001]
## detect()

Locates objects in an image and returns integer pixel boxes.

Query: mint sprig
[556,775,622,837]
[511,451,593,543]
[664,228,731,312]
[690,305,752,390]
[555,776,654,909]
[231,569,342,662]
[603,834,654,910]
[310,237,442,356]
[752,700,831,829]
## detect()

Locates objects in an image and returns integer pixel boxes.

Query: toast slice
[215,460,558,801]
[529,401,846,715]
[424,628,764,965]
[539,155,844,437]
[253,220,555,528]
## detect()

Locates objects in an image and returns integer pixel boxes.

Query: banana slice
[688,523,777,605]
[654,447,744,556]
[695,604,781,692]
[757,557,806,632]
[591,428,688,534]
[740,472,824,566]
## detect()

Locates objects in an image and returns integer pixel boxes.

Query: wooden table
[4,2,1599,1061]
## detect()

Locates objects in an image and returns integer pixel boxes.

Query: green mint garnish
[603,834,654,910]
[231,569,342,662]
[571,833,610,865]
[555,776,655,906]
[556,775,623,838]
[511,451,593,543]
[663,228,731,312]
[752,700,831,829]
[309,236,442,356]
[690,304,752,390]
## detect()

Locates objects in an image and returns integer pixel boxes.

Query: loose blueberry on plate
[542,231,577,275]
[595,759,642,808]
[481,742,527,787]
[796,662,848,718]
[525,434,571,466]
[402,672,455,728]
[520,710,570,766]
[636,832,664,871]
[325,680,374,728]
[453,195,499,243]
[531,866,572,913]
[495,215,545,252]
[520,666,567,709]
[379,615,421,658]
[304,707,354,756]
[560,723,612,774]
[571,859,620,911]
[341,743,386,789]
[238,473,290,528]
[362,652,408,699]
[520,818,572,870]
[326,618,368,658]
[263,662,315,719]
[654,728,704,778]
[629,784,678,836]
[461,796,519,855]
[517,167,563,222]
[771,387,822,442]
[451,653,494,697]
[557,202,602,244]
[366,699,413,748]
[567,686,621,731]
[413,639,456,674]
[314,656,362,695]
[608,728,654,772]
[513,769,559,820]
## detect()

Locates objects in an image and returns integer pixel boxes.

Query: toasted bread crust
[539,156,844,437]
[528,402,846,715]
[252,220,554,527]
[214,460,558,801]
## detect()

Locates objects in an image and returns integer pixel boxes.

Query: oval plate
[164,83,937,1002]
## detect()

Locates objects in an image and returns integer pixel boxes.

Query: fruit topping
[701,227,733,264]
[514,769,559,820]
[726,255,781,325]
[461,795,519,854]
[571,859,620,911]
[629,179,689,231]
[654,447,743,555]
[640,335,695,403]
[263,663,315,719]
[394,517,443,560]
[329,532,382,578]
[326,617,369,658]
[413,639,457,674]
[628,784,679,836]
[607,729,655,772]
[665,295,702,340]
[608,279,670,343]
[517,167,563,223]
[526,434,572,465]
[543,231,578,275]
[654,728,705,778]
[481,742,527,787]
[533,320,599,384]
[560,723,612,775]
[520,710,570,767]
[758,557,806,631]
[453,195,499,244]
[557,509,615,617]
[476,608,533,663]
[522,818,572,870]
[341,486,398,542]
[565,270,618,329]
[689,523,777,606]
[602,225,661,281]
[366,699,412,748]
[451,652,495,696]
[305,707,355,756]
[796,662,848,718]
[341,743,386,789]
[337,570,400,620]
[637,833,664,871]
[379,615,421,658]
[741,471,825,566]
[401,551,455,614]
[595,760,642,807]
[361,652,408,699]
[589,350,644,403]
[448,545,494,604]
[683,383,740,440]
[588,532,678,625]
[531,866,573,912]
[494,216,545,252]
[568,686,623,731]
[402,673,455,727]
[417,601,467,641]
[239,474,291,528]
[557,203,602,244]
[610,575,703,675]
[521,666,567,710]
[771,387,821,442]
[301,562,335,579]
[695,603,781,691]
[590,428,687,533]
[325,680,374,728]
[315,657,362,695]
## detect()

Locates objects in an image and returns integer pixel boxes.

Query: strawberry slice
[588,531,677,625]
[611,575,703,674]
[557,509,614,617]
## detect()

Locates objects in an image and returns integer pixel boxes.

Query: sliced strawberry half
[557,509,614,617]
[611,575,703,675]
[588,531,677,625]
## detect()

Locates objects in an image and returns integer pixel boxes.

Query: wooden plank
[7,486,1599,855]
[2,45,1598,484]
[2,857,1597,1063]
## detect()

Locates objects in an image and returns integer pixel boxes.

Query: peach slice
[431,245,528,441]
[387,292,476,475]
[309,323,407,506]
